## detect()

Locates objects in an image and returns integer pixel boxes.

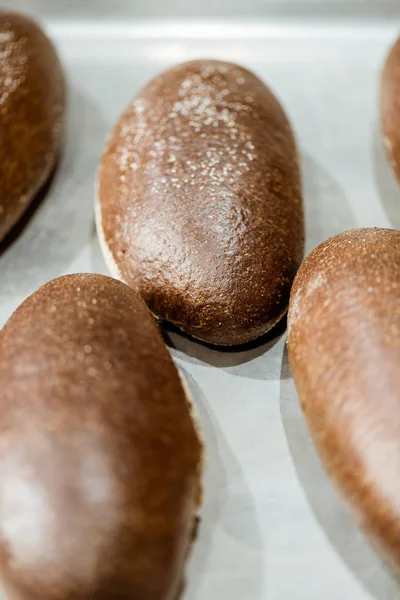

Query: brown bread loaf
[381,34,400,181]
[0,11,65,241]
[97,59,304,346]
[0,274,202,600]
[287,228,400,569]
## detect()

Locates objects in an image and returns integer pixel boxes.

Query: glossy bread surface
[0,274,202,600]
[98,59,304,346]
[288,228,400,568]
[0,11,65,241]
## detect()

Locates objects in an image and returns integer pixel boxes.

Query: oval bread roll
[0,11,65,241]
[0,274,202,600]
[287,228,400,569]
[97,59,304,346]
[381,34,400,181]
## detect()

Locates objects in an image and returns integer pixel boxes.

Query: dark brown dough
[97,59,304,346]
[0,274,202,600]
[287,228,400,570]
[0,11,65,241]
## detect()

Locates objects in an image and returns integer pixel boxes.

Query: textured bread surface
[0,10,65,242]
[381,35,400,182]
[288,228,400,568]
[98,59,304,346]
[0,274,202,600]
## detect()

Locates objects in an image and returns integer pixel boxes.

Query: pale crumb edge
[94,168,125,283]
[176,367,204,600]
[177,366,206,481]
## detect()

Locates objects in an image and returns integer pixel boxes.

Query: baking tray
[1,4,400,599]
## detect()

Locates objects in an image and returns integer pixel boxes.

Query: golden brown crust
[287,228,400,568]
[0,274,202,600]
[0,11,65,241]
[98,59,304,346]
